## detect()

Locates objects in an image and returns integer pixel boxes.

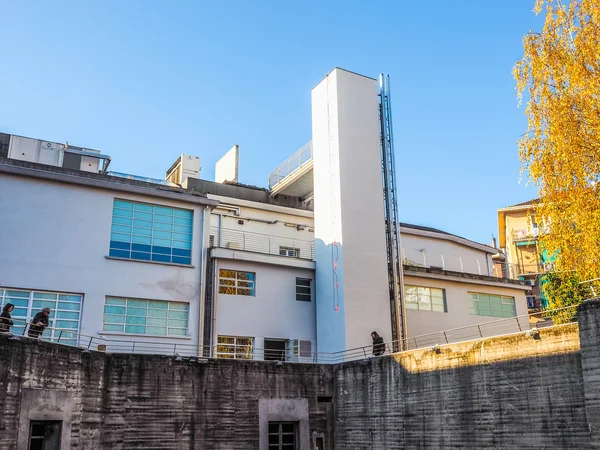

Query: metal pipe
[197,205,209,357]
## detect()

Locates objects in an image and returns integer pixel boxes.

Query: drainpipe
[211,258,218,357]
[197,205,210,356]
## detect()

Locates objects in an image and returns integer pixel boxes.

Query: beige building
[497,199,546,309]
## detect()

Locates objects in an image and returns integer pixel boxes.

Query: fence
[0,305,580,364]
[209,226,315,261]
[268,141,313,189]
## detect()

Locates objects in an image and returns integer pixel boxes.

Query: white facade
[212,256,316,358]
[0,166,215,354]
[312,68,392,353]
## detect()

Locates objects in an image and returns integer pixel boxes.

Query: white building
[0,68,530,360]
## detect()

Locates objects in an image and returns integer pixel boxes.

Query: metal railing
[210,226,315,261]
[511,227,540,241]
[268,141,313,189]
[403,251,530,281]
[0,305,581,364]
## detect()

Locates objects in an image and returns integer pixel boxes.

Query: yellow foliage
[514,0,600,287]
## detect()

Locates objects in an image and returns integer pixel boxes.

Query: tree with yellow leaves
[514,0,600,310]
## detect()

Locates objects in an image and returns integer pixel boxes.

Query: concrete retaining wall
[2,300,600,449]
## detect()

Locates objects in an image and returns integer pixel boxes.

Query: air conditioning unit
[286,339,312,362]
[525,280,536,286]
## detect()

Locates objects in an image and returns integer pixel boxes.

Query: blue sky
[0,1,544,244]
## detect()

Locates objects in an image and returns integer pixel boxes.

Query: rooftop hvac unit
[7,134,110,173]
[286,339,312,362]
[165,154,201,185]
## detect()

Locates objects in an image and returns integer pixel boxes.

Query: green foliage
[541,271,589,323]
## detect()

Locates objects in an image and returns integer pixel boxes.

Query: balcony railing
[268,141,313,189]
[511,227,540,242]
[209,226,315,261]
[1,305,581,362]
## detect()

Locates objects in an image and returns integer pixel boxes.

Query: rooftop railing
[209,226,315,261]
[268,141,313,189]
[0,305,581,364]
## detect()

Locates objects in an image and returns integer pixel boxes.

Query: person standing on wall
[0,303,14,333]
[371,331,385,356]
[28,307,50,339]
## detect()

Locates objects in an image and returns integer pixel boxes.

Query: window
[268,422,297,450]
[216,335,253,359]
[279,246,300,258]
[109,199,193,265]
[264,339,287,361]
[405,286,446,312]
[218,270,256,296]
[296,278,312,302]
[0,289,82,344]
[468,292,516,318]
[29,421,62,450]
[102,297,189,336]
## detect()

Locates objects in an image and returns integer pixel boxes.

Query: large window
[0,289,82,344]
[109,199,193,265]
[102,297,189,336]
[268,422,298,450]
[218,269,256,296]
[405,286,447,312]
[296,278,312,302]
[216,335,253,359]
[468,292,516,318]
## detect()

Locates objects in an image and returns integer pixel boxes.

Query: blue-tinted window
[102,297,189,336]
[0,289,82,345]
[109,199,193,265]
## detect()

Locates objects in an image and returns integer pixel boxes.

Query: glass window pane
[5,290,29,298]
[167,310,187,319]
[114,200,133,210]
[133,202,153,212]
[127,299,147,308]
[132,235,152,245]
[133,211,153,221]
[33,292,57,300]
[103,324,124,332]
[146,326,167,335]
[125,325,146,334]
[126,307,147,317]
[104,314,125,324]
[56,311,80,320]
[172,240,192,250]
[168,328,186,336]
[106,297,126,306]
[104,305,126,315]
[110,225,131,234]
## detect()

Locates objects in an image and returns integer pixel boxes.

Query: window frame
[216,335,254,359]
[295,278,312,302]
[279,246,300,258]
[102,296,190,337]
[268,421,298,450]
[109,199,194,266]
[0,288,83,344]
[468,292,516,318]
[404,285,447,312]
[218,269,256,296]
